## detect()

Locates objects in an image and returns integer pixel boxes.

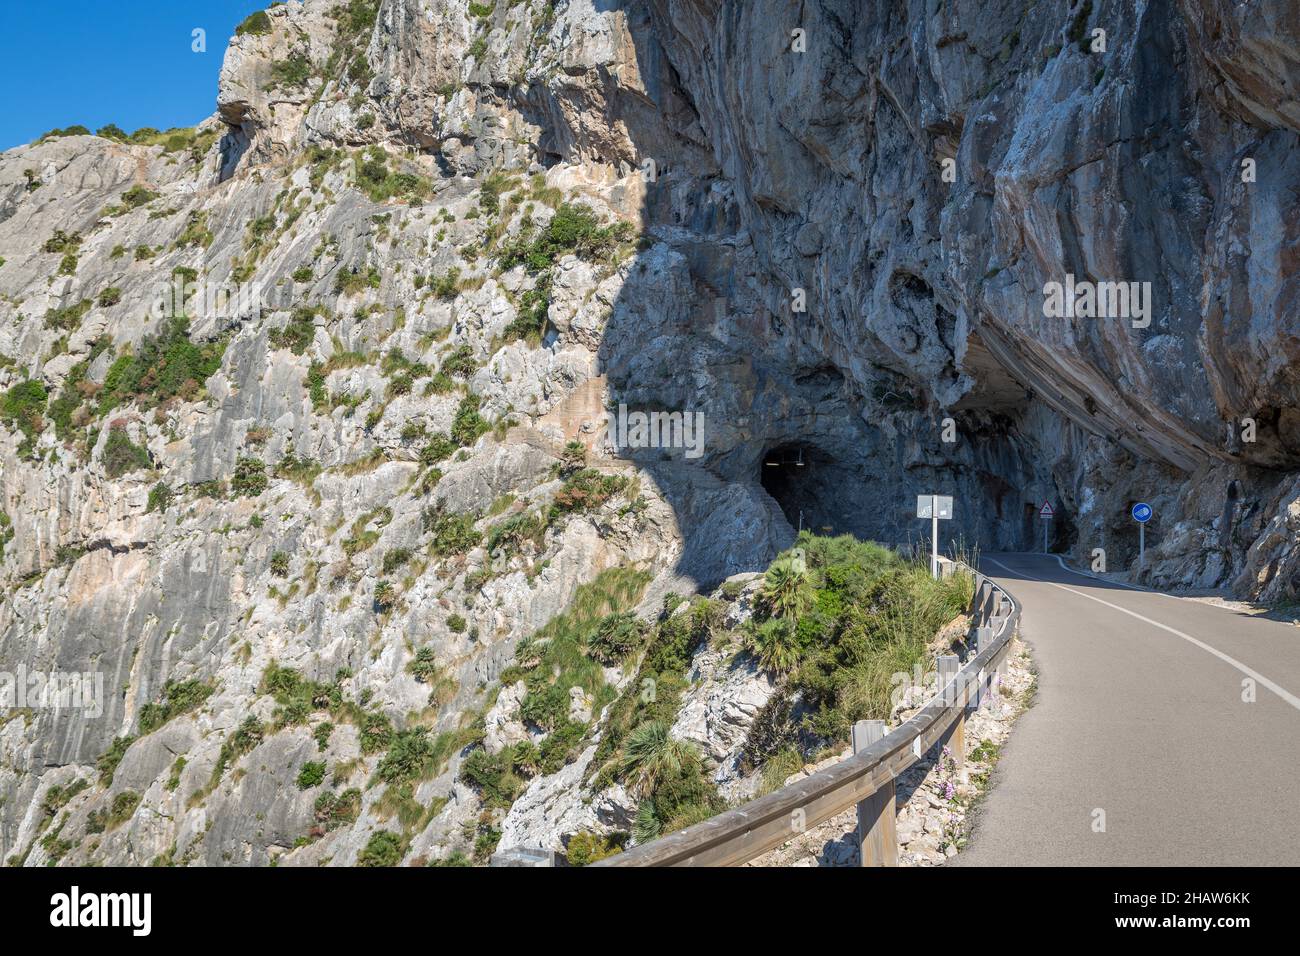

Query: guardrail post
[974,624,994,710]
[851,720,898,867]
[937,655,966,781]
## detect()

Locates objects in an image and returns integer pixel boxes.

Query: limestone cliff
[1,0,1297,865]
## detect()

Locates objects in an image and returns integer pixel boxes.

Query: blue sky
[0,1,266,151]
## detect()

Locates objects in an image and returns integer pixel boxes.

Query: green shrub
[177,210,214,247]
[235,10,273,36]
[270,306,322,355]
[0,512,13,561]
[313,788,361,832]
[313,722,334,751]
[97,736,136,786]
[565,831,626,866]
[429,267,461,299]
[450,394,490,447]
[103,426,151,478]
[502,286,549,343]
[98,317,225,412]
[41,779,90,819]
[406,647,443,683]
[138,679,216,735]
[44,299,91,331]
[587,612,643,666]
[212,716,265,782]
[296,761,327,789]
[498,567,653,786]
[376,727,437,784]
[270,551,290,576]
[447,614,467,634]
[350,59,374,86]
[742,532,973,756]
[745,617,800,674]
[335,264,381,295]
[485,510,548,556]
[459,748,524,809]
[98,287,123,307]
[353,147,431,203]
[120,185,158,209]
[231,456,268,497]
[499,203,632,273]
[419,433,457,464]
[423,506,481,556]
[259,662,344,727]
[359,711,393,754]
[440,344,477,378]
[550,468,627,517]
[271,52,312,88]
[357,830,404,866]
[87,790,141,833]
[1,379,48,453]
[756,556,812,620]
[373,579,396,611]
[146,482,172,513]
[42,230,81,254]
[381,547,411,574]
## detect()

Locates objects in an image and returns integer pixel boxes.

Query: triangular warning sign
[1040,501,1054,518]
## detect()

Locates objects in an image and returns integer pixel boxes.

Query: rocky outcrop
[3,0,1300,865]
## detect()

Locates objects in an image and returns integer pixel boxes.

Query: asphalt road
[953,552,1300,866]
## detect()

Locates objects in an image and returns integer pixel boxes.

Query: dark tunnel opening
[758,442,851,537]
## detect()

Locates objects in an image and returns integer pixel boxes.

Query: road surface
[954,552,1300,866]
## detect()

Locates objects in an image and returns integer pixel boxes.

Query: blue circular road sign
[1131,502,1153,523]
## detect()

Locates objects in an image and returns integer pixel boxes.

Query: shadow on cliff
[582,1,1049,595]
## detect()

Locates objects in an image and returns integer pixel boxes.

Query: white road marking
[1049,554,1149,591]
[984,556,1300,714]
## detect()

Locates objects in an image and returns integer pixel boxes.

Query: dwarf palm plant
[758,557,811,620]
[619,720,700,797]
[747,617,801,675]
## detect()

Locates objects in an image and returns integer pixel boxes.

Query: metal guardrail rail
[595,559,1019,867]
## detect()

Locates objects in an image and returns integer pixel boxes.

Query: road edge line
[984,557,1300,714]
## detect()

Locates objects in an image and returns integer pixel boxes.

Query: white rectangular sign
[916,495,953,519]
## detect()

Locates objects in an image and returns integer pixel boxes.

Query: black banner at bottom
[0,865,1279,941]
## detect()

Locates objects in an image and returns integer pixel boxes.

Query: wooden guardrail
[594,559,1019,867]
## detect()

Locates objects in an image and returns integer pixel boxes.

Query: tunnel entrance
[759,442,850,536]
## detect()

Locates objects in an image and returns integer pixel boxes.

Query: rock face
[2,0,1299,864]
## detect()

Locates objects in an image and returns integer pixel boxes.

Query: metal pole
[931,494,939,579]
[1043,517,1048,553]
[1139,522,1144,571]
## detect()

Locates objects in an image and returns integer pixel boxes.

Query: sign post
[916,495,953,579]
[1039,500,1054,553]
[1131,502,1152,570]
